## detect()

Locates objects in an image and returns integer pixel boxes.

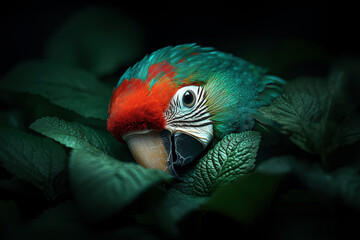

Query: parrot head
[107,44,284,177]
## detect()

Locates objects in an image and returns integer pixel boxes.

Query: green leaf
[45,6,144,76]
[159,189,207,225]
[0,178,34,196]
[258,156,360,211]
[69,147,172,221]
[256,155,297,175]
[260,82,321,153]
[1,60,112,120]
[30,116,131,160]
[0,110,24,130]
[0,125,67,199]
[334,113,360,146]
[135,188,208,236]
[259,72,360,161]
[203,171,282,225]
[192,131,261,196]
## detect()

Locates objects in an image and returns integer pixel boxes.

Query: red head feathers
[107,44,212,142]
[107,61,178,142]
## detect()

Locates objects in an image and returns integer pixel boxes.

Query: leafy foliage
[135,188,208,236]
[258,156,360,211]
[0,126,67,199]
[260,72,360,163]
[69,147,172,222]
[30,116,131,159]
[203,171,282,225]
[192,131,261,196]
[1,60,112,120]
[1,5,360,240]
[45,6,144,76]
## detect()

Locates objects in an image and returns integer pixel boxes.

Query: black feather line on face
[169,114,212,125]
[170,122,213,128]
[166,87,209,124]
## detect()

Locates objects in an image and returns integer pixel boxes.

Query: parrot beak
[123,130,169,172]
[123,129,203,178]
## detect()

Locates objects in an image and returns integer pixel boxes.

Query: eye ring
[182,90,196,108]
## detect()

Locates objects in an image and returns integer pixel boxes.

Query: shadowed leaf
[203,171,282,225]
[0,125,67,199]
[45,6,144,76]
[30,116,131,160]
[260,72,360,162]
[69,147,172,221]
[258,156,360,211]
[1,60,112,120]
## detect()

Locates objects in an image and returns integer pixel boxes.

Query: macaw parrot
[107,43,284,177]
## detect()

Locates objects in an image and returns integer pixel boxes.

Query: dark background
[1,1,359,240]
[1,0,359,78]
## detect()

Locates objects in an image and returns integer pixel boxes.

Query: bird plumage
[108,43,285,143]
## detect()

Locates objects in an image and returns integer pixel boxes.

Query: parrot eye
[182,90,196,108]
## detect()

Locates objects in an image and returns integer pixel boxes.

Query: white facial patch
[164,85,214,148]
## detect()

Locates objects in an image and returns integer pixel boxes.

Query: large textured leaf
[69,147,172,221]
[0,125,67,199]
[258,156,360,211]
[30,116,131,160]
[259,72,360,161]
[192,131,261,196]
[135,188,208,236]
[159,189,207,225]
[260,89,320,153]
[1,60,112,120]
[334,113,360,147]
[203,171,282,225]
[45,6,144,76]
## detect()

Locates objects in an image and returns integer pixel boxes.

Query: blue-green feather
[117,43,285,138]
[117,43,206,86]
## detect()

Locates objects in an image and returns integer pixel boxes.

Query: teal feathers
[117,43,209,86]
[117,43,285,139]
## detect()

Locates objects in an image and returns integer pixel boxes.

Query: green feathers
[117,43,285,138]
[193,47,285,138]
[117,43,210,86]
